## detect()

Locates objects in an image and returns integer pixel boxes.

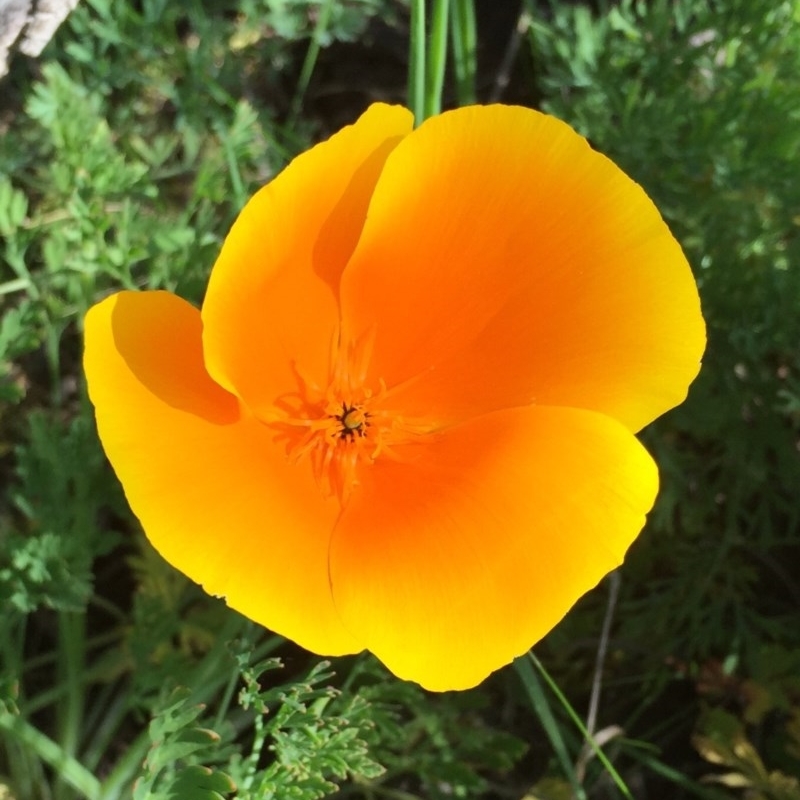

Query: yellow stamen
[268,327,433,504]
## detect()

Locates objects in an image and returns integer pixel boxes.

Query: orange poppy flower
[84,104,704,691]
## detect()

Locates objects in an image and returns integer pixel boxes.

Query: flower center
[337,403,368,439]
[267,328,430,504]
[271,392,388,504]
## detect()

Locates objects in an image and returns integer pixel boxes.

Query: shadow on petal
[109,290,240,425]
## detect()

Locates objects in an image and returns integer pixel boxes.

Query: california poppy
[84,104,704,690]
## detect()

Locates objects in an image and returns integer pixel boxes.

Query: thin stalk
[490,5,532,102]
[424,0,450,118]
[97,729,151,800]
[575,573,622,785]
[25,645,124,717]
[528,652,634,800]
[82,683,129,772]
[24,627,122,674]
[408,0,427,125]
[221,129,246,212]
[586,571,620,739]
[514,656,585,800]
[450,0,477,104]
[213,668,243,732]
[1,615,26,695]
[216,631,286,732]
[57,611,85,761]
[46,322,64,407]
[288,0,334,127]
[0,711,101,800]
[634,753,727,799]
[185,613,248,705]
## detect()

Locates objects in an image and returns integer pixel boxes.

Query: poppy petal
[328,404,658,691]
[202,103,413,419]
[84,291,360,655]
[340,105,704,433]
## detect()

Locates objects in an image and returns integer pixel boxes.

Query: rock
[0,0,80,77]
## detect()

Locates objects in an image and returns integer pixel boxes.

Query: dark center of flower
[336,403,368,440]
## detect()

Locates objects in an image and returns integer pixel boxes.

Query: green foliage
[236,0,395,46]
[124,542,235,706]
[0,300,40,403]
[0,2,405,795]
[1,411,117,615]
[530,0,800,673]
[134,687,236,800]
[0,677,19,717]
[0,0,395,411]
[232,655,384,798]
[684,644,800,800]
[350,657,527,799]
[524,1,800,794]
[694,708,800,800]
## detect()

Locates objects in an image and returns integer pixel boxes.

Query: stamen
[266,325,432,504]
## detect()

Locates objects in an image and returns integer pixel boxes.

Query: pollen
[338,403,368,439]
[268,327,429,504]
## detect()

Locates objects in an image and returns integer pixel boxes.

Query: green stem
[288,0,334,126]
[221,127,246,212]
[0,711,100,800]
[424,0,450,118]
[54,611,86,800]
[82,683,129,772]
[185,613,247,705]
[408,0,427,125]
[57,612,85,759]
[514,656,585,800]
[97,729,151,800]
[450,0,477,105]
[528,652,634,800]
[46,321,64,407]
[24,627,121,675]
[25,648,123,717]
[213,668,243,732]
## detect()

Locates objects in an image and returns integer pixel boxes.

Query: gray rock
[0,0,80,77]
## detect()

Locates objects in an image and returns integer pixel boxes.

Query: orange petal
[84,291,360,656]
[340,105,705,433]
[329,404,658,691]
[202,103,413,419]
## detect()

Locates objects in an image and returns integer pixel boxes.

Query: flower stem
[408,0,427,126]
[514,655,585,799]
[0,710,101,800]
[450,0,476,105]
[527,651,634,800]
[424,0,450,118]
[56,611,85,774]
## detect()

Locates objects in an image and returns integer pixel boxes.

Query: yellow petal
[329,404,658,691]
[340,105,704,432]
[202,103,413,419]
[84,291,360,655]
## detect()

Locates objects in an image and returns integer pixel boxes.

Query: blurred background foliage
[0,0,798,797]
